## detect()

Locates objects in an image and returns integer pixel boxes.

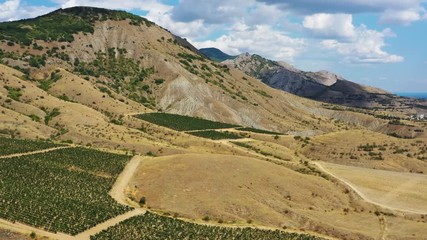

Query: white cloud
[0,0,21,21]
[256,0,422,14]
[302,13,403,64]
[321,26,403,64]
[171,0,247,24]
[0,0,55,22]
[192,25,306,61]
[146,10,211,39]
[379,8,421,25]
[303,13,355,38]
[170,0,287,27]
[55,0,212,39]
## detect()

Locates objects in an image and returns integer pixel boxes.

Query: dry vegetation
[318,162,427,214]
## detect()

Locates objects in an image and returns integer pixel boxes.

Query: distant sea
[395,92,427,99]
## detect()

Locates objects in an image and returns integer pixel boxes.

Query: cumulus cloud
[379,8,422,25]
[0,0,20,21]
[303,13,355,38]
[257,0,427,26]
[146,9,212,39]
[0,0,55,22]
[192,24,306,61]
[170,0,285,26]
[256,0,421,14]
[171,0,246,24]
[300,12,404,64]
[320,26,404,64]
[54,0,213,39]
[0,0,409,66]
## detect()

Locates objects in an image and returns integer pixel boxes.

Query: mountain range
[203,48,427,112]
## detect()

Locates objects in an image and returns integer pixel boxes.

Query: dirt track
[0,146,73,159]
[315,161,427,215]
[109,155,144,205]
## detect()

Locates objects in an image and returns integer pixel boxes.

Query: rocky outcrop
[223,53,419,109]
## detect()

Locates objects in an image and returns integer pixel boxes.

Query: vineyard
[134,113,240,131]
[91,212,321,240]
[0,137,61,156]
[189,130,245,140]
[0,147,132,235]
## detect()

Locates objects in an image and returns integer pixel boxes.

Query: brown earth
[128,153,427,240]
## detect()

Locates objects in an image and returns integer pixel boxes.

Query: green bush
[254,89,273,98]
[4,86,22,101]
[42,107,60,125]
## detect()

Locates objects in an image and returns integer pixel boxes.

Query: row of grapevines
[135,113,240,131]
[0,136,61,156]
[0,147,132,235]
[91,212,322,240]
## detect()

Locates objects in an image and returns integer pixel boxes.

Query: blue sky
[1,0,426,92]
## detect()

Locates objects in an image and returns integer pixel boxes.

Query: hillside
[1,6,427,240]
[200,47,236,62]
[223,53,427,113]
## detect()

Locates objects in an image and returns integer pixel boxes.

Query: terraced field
[0,137,61,156]
[0,147,132,235]
[91,212,321,240]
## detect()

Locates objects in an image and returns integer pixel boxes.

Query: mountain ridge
[200,47,236,62]
[222,52,427,112]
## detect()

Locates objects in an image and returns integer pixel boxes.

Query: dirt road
[109,155,144,205]
[0,146,73,159]
[314,161,427,215]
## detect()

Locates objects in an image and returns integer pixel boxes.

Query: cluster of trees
[74,49,156,108]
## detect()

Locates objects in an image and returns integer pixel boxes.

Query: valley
[0,6,426,240]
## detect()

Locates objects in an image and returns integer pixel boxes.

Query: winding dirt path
[314,161,427,215]
[378,214,388,240]
[0,146,73,159]
[109,155,144,205]
[184,127,238,133]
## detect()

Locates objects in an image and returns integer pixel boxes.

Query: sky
[1,0,427,92]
